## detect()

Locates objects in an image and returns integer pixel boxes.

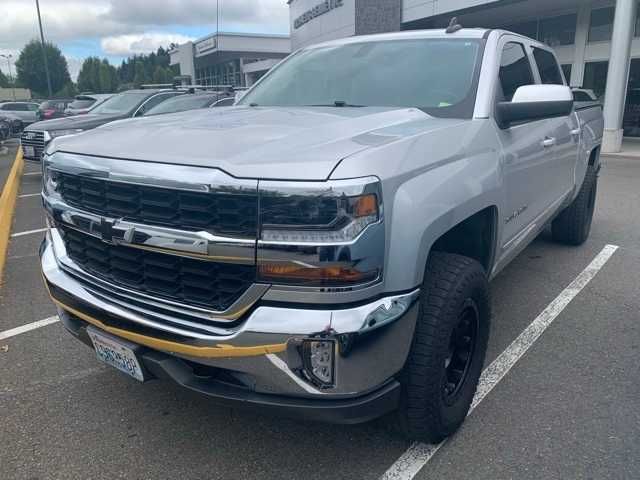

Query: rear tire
[397,252,490,443]
[552,164,598,246]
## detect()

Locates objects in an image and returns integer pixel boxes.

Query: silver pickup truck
[40,28,603,442]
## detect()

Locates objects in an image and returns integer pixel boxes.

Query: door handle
[570,128,582,136]
[542,137,556,148]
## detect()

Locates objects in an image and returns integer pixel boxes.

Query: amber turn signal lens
[258,263,377,285]
[353,194,378,218]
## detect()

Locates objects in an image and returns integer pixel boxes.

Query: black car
[21,89,183,161]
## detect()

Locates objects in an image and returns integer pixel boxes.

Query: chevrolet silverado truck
[40,28,603,442]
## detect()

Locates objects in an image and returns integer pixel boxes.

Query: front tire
[397,252,490,443]
[552,164,598,246]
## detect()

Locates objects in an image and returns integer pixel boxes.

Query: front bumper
[41,231,420,421]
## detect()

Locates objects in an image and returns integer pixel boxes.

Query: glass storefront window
[583,61,608,100]
[505,20,537,39]
[589,7,614,42]
[624,59,640,137]
[503,14,576,47]
[539,14,577,46]
[561,64,572,84]
[589,4,640,42]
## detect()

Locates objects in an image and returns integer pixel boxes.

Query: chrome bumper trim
[43,232,420,396]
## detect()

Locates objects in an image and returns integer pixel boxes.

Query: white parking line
[0,316,59,341]
[10,227,48,238]
[23,171,41,176]
[380,244,619,480]
[18,192,41,198]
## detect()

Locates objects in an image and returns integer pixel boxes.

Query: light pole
[35,0,53,97]
[0,54,15,100]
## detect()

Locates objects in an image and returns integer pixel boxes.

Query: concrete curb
[0,148,24,285]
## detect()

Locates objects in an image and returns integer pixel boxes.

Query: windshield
[239,38,482,117]
[90,92,150,115]
[144,94,216,116]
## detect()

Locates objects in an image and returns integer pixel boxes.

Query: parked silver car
[0,101,40,126]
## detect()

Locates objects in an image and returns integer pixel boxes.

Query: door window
[498,42,534,102]
[532,47,564,85]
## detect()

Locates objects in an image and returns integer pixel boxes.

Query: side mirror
[496,84,574,129]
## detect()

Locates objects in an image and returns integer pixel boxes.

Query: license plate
[88,328,145,382]
[23,145,35,157]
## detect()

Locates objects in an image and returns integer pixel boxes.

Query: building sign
[294,0,344,29]
[196,37,217,55]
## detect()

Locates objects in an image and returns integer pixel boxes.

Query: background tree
[0,69,8,88]
[117,47,178,86]
[15,40,72,96]
[77,57,118,93]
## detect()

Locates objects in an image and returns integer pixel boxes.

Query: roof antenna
[445,17,463,34]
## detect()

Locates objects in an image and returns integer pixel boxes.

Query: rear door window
[498,42,534,101]
[532,47,564,85]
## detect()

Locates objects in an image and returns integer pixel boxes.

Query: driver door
[494,39,559,253]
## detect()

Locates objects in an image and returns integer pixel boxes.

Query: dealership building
[288,0,639,152]
[169,32,290,88]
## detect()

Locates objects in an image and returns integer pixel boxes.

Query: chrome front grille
[54,172,258,237]
[20,130,46,161]
[43,153,265,325]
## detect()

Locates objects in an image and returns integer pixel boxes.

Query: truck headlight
[257,177,384,288]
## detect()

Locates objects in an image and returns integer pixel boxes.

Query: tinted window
[11,103,28,111]
[533,48,564,85]
[240,39,482,118]
[499,43,534,101]
[27,103,39,111]
[573,91,594,101]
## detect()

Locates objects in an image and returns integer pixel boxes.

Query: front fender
[332,119,503,291]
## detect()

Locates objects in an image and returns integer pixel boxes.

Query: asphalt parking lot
[1,143,639,480]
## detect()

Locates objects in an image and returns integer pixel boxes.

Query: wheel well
[431,207,497,272]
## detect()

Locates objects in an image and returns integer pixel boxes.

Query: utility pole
[0,54,15,100]
[35,0,53,97]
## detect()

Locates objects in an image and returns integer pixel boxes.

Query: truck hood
[52,106,464,180]
[28,113,126,132]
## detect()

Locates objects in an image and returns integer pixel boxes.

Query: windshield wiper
[307,101,366,107]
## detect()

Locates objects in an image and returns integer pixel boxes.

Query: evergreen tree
[15,40,72,96]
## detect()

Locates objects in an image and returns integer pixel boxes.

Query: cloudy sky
[0,0,290,80]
